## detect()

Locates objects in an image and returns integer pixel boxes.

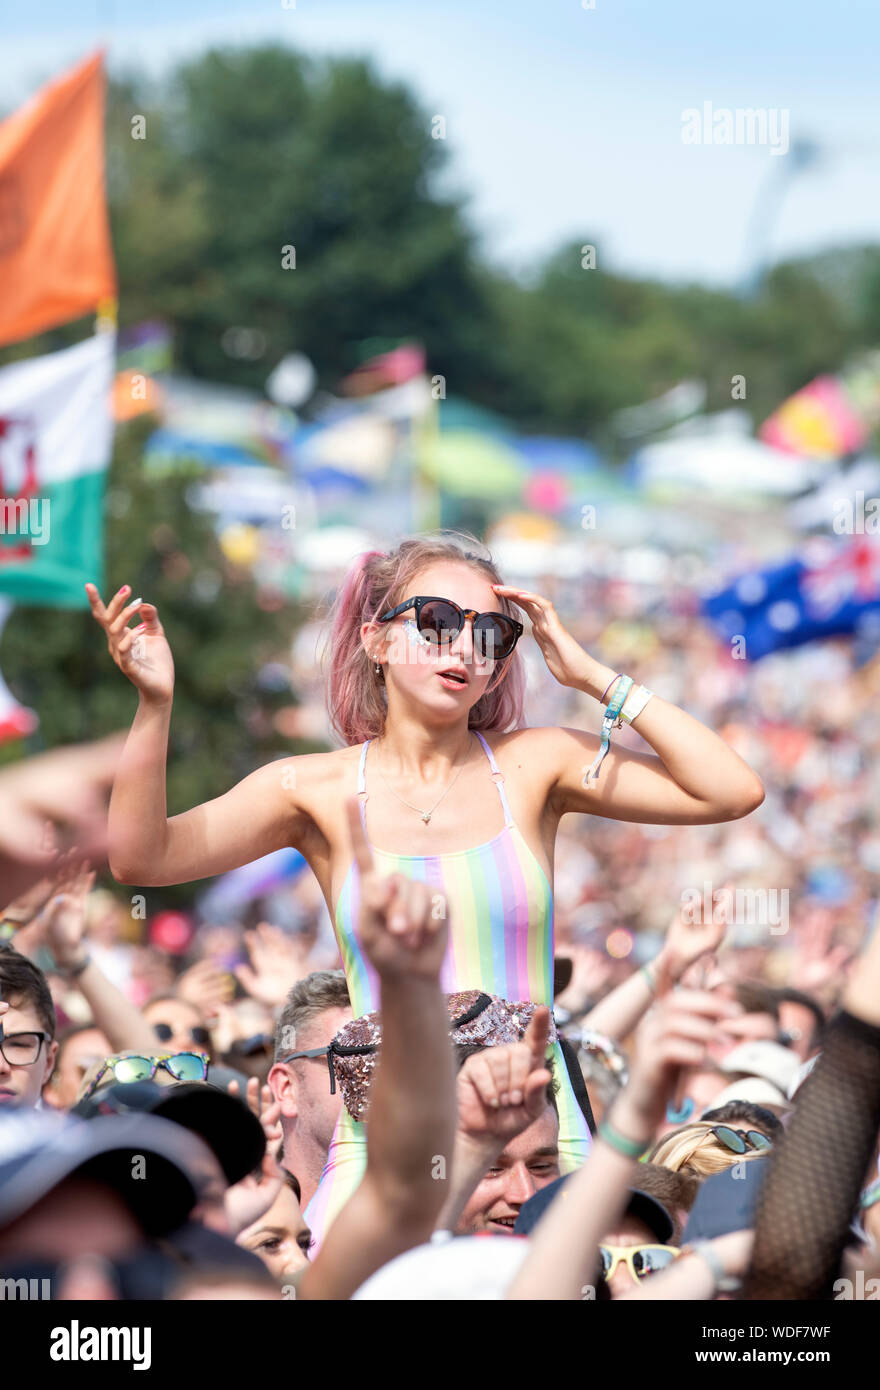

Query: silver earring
[374,662,381,675]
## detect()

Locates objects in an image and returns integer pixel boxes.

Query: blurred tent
[297,525,379,574]
[632,432,823,499]
[417,430,525,500]
[488,534,592,579]
[144,428,269,471]
[514,436,603,519]
[514,436,602,474]
[143,374,298,472]
[612,380,708,444]
[186,465,310,528]
[436,396,517,438]
[291,413,396,482]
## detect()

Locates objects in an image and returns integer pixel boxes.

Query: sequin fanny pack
[329,989,557,1123]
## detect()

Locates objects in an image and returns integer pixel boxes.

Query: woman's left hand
[491,584,607,692]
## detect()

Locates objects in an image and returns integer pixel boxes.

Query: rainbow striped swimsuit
[304,730,592,1247]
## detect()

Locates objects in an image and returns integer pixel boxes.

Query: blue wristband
[583,676,634,786]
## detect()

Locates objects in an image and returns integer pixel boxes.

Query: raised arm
[298,799,456,1301]
[507,987,739,1301]
[582,890,729,1043]
[492,583,764,825]
[86,583,310,885]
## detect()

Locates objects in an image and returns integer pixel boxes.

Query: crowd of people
[1,530,879,1304]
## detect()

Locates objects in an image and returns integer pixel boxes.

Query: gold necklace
[371,734,474,824]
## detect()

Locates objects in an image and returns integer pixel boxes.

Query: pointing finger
[523,1006,552,1061]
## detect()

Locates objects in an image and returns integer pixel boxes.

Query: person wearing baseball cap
[72,1078,266,1187]
[514,1174,679,1298]
[0,1106,212,1263]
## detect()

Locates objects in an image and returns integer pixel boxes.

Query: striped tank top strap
[473,730,514,828]
[356,740,371,830]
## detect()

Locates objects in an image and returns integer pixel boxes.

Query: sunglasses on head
[378,596,522,660]
[153,1021,211,1048]
[82,1051,209,1101]
[600,1244,680,1283]
[709,1125,772,1154]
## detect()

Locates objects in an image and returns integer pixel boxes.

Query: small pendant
[422,812,431,823]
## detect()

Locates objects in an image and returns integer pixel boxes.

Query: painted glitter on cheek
[403,618,431,649]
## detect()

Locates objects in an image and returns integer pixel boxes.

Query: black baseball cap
[0,1108,207,1237]
[514,1173,674,1245]
[73,1079,265,1185]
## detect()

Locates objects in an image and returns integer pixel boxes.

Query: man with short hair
[267,970,351,1208]
[0,946,57,1108]
[456,1103,561,1236]
[430,1009,563,1237]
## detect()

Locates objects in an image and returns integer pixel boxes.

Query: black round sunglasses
[378,596,523,660]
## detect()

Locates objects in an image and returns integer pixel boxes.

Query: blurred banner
[0,50,116,347]
[0,332,115,604]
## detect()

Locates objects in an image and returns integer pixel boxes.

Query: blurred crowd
[1,564,880,1303]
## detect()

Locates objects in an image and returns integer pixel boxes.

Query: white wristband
[619,684,653,726]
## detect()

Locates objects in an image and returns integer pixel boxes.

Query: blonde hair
[648,1122,765,1179]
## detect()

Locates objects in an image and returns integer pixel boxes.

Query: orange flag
[0,51,116,348]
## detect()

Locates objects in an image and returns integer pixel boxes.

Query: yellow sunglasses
[599,1243,680,1283]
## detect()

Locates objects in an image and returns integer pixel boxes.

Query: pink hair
[323,532,527,746]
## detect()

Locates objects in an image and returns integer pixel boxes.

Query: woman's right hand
[86,583,175,704]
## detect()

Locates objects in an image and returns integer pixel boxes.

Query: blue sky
[3,0,880,286]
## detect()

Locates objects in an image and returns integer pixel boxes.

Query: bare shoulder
[486,725,595,766]
[480,726,579,790]
[486,726,599,812]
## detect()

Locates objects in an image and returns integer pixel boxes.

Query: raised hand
[85,582,174,704]
[456,1007,552,1144]
[224,1077,285,1237]
[613,988,742,1139]
[491,583,598,690]
[38,860,96,971]
[228,1077,284,1161]
[661,882,732,987]
[176,957,234,1022]
[235,922,310,1008]
[346,796,448,980]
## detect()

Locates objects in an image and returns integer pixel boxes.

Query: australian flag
[702,536,880,660]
